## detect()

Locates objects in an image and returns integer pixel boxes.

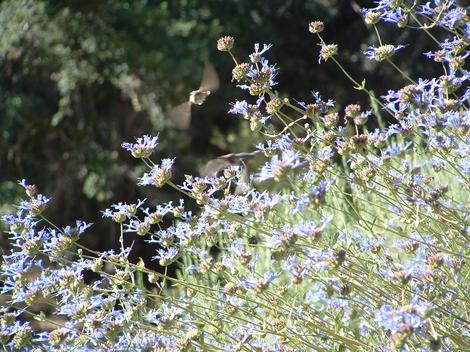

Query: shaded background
[0,0,436,263]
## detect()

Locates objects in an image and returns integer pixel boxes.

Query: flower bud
[126,204,138,216]
[344,104,361,119]
[266,98,283,115]
[322,111,339,128]
[237,249,252,265]
[397,14,408,28]
[393,270,411,285]
[304,103,321,119]
[398,84,418,103]
[364,12,382,25]
[223,167,237,179]
[373,44,398,62]
[389,0,404,8]
[439,76,461,94]
[350,134,369,151]
[340,283,352,296]
[173,205,184,218]
[48,328,69,346]
[224,282,238,294]
[90,258,103,272]
[154,168,170,187]
[250,115,262,132]
[136,221,150,236]
[249,83,265,96]
[146,211,163,225]
[232,63,250,81]
[390,325,412,350]
[450,258,464,272]
[112,211,126,223]
[12,326,33,349]
[131,147,152,159]
[321,130,338,146]
[432,49,446,62]
[354,114,369,126]
[25,184,37,198]
[23,237,41,257]
[404,240,419,253]
[148,272,158,284]
[192,179,207,194]
[427,254,444,268]
[253,278,269,292]
[30,197,48,216]
[217,36,234,52]
[319,43,338,62]
[10,221,26,234]
[308,21,324,33]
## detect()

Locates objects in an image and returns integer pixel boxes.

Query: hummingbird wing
[200,151,261,176]
[168,101,191,130]
[199,156,233,177]
[200,61,219,92]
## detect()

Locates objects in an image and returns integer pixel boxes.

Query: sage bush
[1,1,469,351]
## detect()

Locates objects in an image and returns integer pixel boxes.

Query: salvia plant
[1,1,469,351]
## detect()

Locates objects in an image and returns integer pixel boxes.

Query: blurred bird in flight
[169,61,219,129]
[200,151,260,194]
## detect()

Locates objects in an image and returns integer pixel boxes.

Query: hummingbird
[169,61,220,129]
[199,151,260,194]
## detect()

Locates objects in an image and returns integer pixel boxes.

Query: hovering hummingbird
[169,61,220,129]
[199,151,260,194]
